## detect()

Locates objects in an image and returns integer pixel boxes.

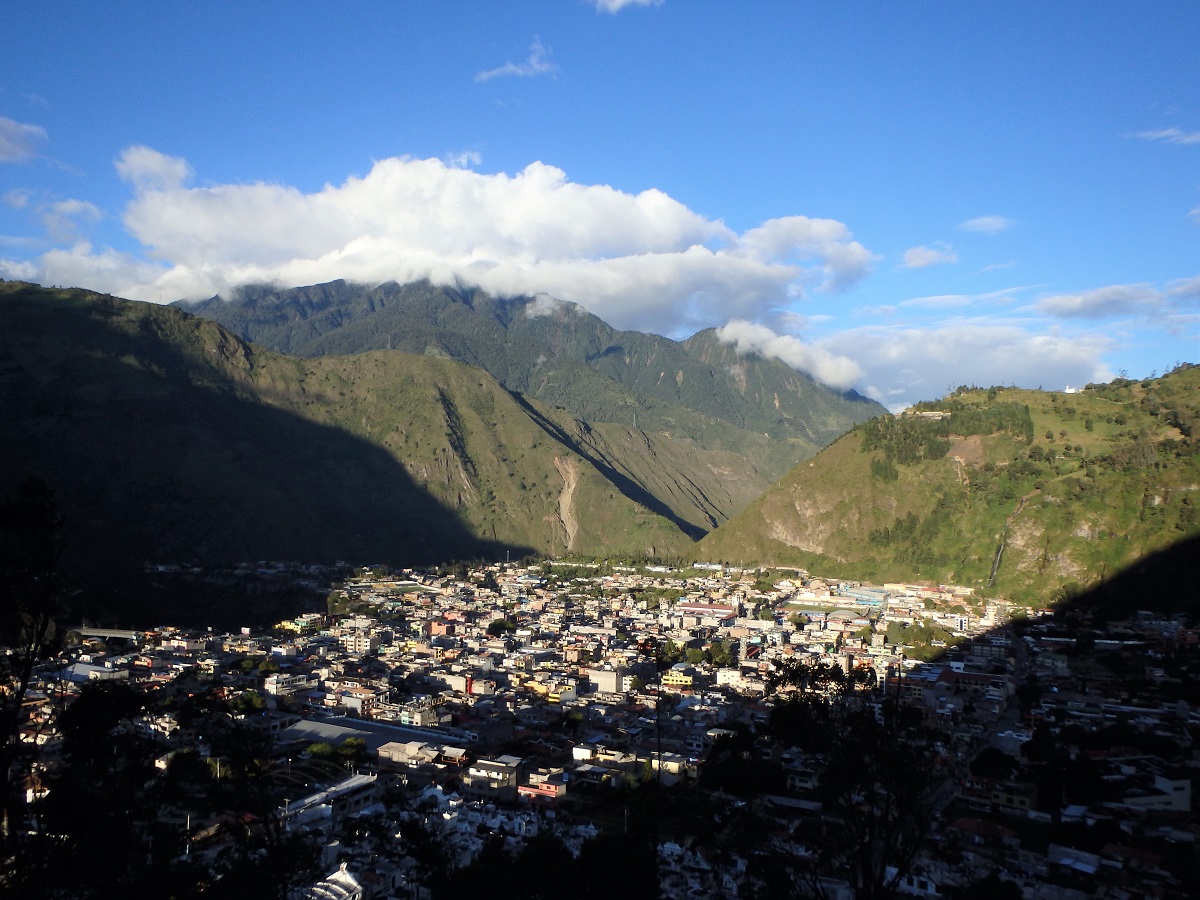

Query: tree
[825,712,934,898]
[0,477,66,879]
[486,617,515,636]
[16,680,174,897]
[307,741,337,760]
[709,638,733,667]
[338,737,368,766]
[759,661,937,899]
[971,747,1019,780]
[657,639,685,669]
[205,701,320,899]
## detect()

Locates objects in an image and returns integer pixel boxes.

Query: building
[302,863,364,900]
[462,755,523,801]
[517,767,568,805]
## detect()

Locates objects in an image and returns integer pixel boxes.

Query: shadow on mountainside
[504,389,710,541]
[0,285,526,621]
[1048,531,1200,626]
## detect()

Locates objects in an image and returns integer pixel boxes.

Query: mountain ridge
[7,279,1194,615]
[181,279,883,486]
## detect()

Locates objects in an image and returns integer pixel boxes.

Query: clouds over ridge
[6,146,1186,406]
[715,320,863,391]
[28,147,873,337]
[821,324,1114,410]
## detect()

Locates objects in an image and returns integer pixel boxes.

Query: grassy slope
[269,349,694,558]
[699,370,1200,603]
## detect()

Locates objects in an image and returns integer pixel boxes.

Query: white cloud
[524,293,579,318]
[1189,205,1200,223]
[820,324,1113,411]
[3,189,31,209]
[1132,127,1200,146]
[0,258,38,280]
[0,117,47,163]
[715,320,864,391]
[33,241,173,297]
[41,198,101,242]
[1036,283,1162,319]
[10,150,874,336]
[902,243,958,268]
[959,215,1013,234]
[115,145,193,192]
[899,286,1025,311]
[591,0,663,12]
[443,150,482,169]
[475,37,558,82]
[897,293,974,311]
[0,235,41,251]
[1167,276,1200,304]
[734,216,874,291]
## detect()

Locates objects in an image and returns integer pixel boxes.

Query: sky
[1,1,1197,410]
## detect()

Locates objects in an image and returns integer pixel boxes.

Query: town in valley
[13,556,1199,898]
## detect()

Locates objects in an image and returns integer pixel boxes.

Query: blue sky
[2,1,1197,409]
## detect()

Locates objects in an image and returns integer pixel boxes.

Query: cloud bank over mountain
[2,145,1192,407]
[21,148,872,341]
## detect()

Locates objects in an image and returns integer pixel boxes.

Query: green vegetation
[701,368,1200,604]
[859,400,1034,465]
[486,617,517,635]
[884,619,960,660]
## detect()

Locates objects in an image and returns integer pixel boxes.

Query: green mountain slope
[182,280,884,489]
[699,369,1200,603]
[0,283,706,581]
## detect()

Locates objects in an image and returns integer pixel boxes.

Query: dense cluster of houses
[14,561,1200,897]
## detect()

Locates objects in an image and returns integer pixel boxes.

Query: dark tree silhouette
[753,658,938,899]
[0,476,66,886]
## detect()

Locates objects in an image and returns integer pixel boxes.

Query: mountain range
[181,279,882,488]
[3,278,1196,614]
[0,279,878,580]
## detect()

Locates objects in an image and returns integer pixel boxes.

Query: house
[517,767,568,805]
[462,755,523,801]
[301,862,364,900]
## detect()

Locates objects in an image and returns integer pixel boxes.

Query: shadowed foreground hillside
[1051,531,1200,625]
[0,284,521,585]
